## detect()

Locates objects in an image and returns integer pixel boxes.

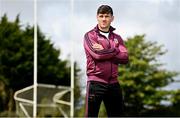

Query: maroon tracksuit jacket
[84,25,129,84]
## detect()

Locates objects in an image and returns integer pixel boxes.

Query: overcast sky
[0,0,180,91]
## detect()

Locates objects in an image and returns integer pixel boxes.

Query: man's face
[97,13,114,30]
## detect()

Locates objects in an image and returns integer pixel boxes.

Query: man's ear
[111,16,114,22]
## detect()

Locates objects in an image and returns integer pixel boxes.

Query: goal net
[14,84,72,117]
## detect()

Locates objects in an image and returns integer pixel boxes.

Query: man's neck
[98,25,110,33]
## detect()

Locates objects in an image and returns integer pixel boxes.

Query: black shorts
[85,81,124,117]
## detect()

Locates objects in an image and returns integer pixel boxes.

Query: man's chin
[100,25,108,29]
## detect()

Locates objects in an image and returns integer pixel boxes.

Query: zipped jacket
[84,25,129,84]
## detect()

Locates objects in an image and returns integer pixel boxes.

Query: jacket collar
[94,25,115,34]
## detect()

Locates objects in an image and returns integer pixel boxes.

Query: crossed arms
[84,33,129,64]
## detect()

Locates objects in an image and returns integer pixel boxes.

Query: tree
[37,26,70,85]
[118,35,179,116]
[0,14,33,91]
[170,89,180,116]
[0,14,34,116]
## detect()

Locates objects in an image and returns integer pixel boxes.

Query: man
[83,5,129,117]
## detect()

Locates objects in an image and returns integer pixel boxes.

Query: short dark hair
[97,5,113,15]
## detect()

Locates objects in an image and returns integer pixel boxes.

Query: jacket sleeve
[84,33,119,60]
[112,37,129,64]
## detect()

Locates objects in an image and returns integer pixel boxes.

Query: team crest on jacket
[114,38,118,44]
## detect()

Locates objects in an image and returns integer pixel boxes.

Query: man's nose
[102,16,106,20]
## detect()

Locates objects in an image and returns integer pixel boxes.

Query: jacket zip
[107,34,112,83]
[99,33,113,83]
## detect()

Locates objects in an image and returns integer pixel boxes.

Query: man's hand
[92,43,104,51]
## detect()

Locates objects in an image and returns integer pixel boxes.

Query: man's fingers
[92,43,104,51]
[92,43,98,47]
[92,45,97,48]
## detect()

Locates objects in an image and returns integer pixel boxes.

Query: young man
[83,5,129,117]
